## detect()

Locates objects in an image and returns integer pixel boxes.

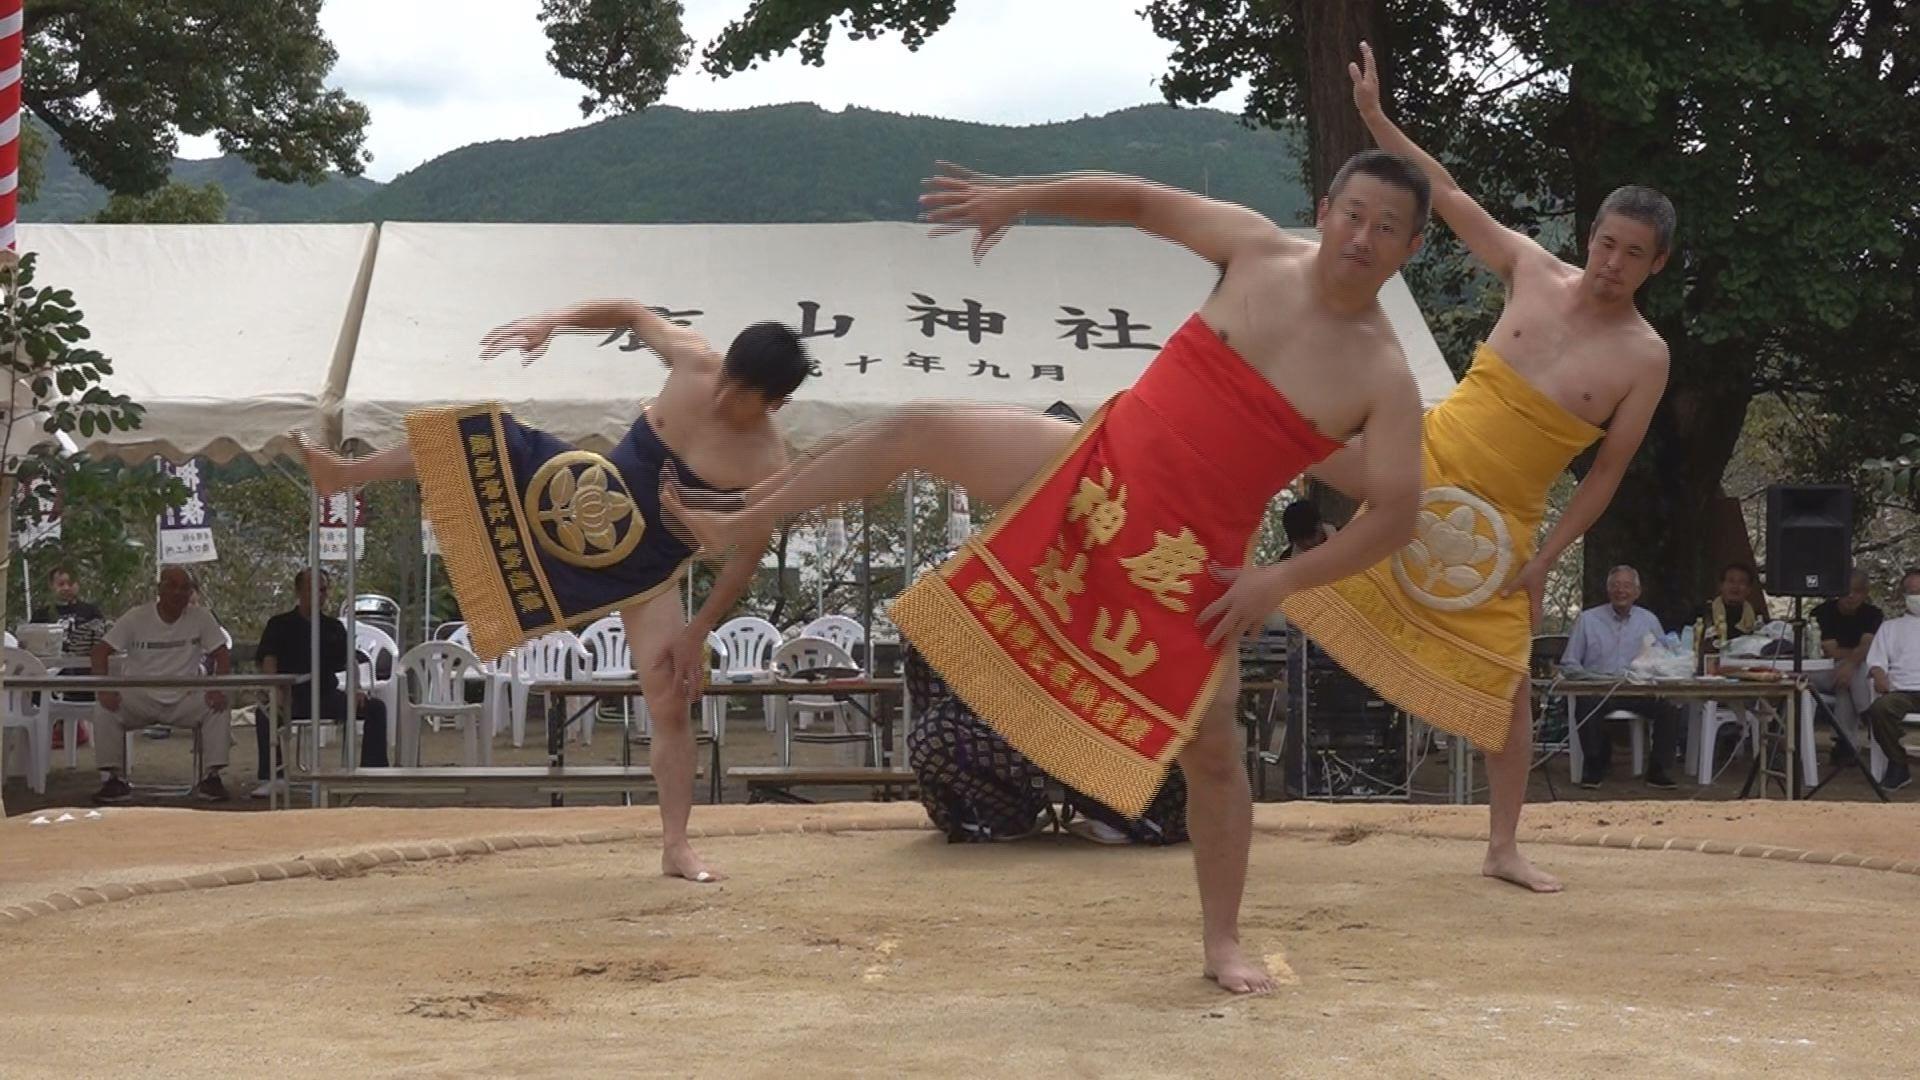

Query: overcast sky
[181,0,1249,181]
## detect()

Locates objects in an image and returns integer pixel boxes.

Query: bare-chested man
[300,303,807,884]
[1285,43,1672,894]
[671,154,1430,992]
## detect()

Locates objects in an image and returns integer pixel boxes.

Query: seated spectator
[252,569,390,798]
[31,564,108,747]
[1561,565,1679,789]
[1693,561,1767,655]
[1809,569,1882,764]
[90,567,233,804]
[904,646,1187,844]
[1861,568,1920,791]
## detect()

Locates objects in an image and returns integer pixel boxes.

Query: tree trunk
[1298,0,1388,196]
[1299,0,1387,526]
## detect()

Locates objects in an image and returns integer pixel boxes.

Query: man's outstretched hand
[921,161,1019,263]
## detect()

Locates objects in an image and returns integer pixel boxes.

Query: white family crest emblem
[1392,485,1513,611]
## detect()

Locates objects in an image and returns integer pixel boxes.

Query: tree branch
[1467,64,1552,101]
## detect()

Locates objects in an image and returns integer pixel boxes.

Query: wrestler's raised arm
[1348,42,1538,283]
[1200,362,1423,646]
[479,300,718,370]
[919,162,1303,269]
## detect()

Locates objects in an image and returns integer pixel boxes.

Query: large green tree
[676,0,1920,624]
[19,1,704,204]
[21,0,371,194]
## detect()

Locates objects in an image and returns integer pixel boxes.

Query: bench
[726,765,918,804]
[308,765,681,808]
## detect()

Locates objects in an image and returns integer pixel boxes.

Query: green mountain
[21,122,385,223]
[345,103,1310,226]
[21,104,1308,227]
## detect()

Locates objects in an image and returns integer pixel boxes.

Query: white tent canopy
[16,223,377,464]
[343,222,1454,453]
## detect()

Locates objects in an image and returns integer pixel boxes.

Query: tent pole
[343,486,359,770]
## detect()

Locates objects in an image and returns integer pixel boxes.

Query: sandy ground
[3,800,1919,1078]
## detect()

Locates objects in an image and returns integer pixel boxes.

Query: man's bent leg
[297,436,416,498]
[92,700,133,773]
[1175,668,1274,994]
[622,590,720,882]
[1864,692,1920,773]
[673,405,1074,550]
[1483,682,1562,892]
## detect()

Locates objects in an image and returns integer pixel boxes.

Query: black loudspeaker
[1766,485,1853,597]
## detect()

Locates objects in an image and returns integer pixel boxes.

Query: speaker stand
[1733,597,1889,801]
[1796,592,1889,801]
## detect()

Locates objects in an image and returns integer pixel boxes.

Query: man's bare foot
[1202,938,1277,995]
[293,432,348,497]
[662,843,723,884]
[658,480,749,554]
[1482,846,1563,893]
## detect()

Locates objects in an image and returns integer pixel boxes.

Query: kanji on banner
[13,481,60,549]
[946,487,972,547]
[422,520,439,556]
[158,459,217,564]
[318,491,369,562]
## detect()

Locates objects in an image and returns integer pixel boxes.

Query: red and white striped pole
[0,0,22,250]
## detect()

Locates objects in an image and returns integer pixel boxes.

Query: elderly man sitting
[1861,567,1920,791]
[90,567,234,804]
[1561,565,1679,790]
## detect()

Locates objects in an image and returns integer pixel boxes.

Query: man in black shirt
[252,569,389,796]
[31,564,108,744]
[1809,569,1883,763]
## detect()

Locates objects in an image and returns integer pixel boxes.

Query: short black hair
[1721,561,1756,584]
[1281,500,1322,544]
[48,565,75,583]
[1329,149,1432,235]
[723,321,812,401]
[1594,185,1676,255]
[293,568,331,592]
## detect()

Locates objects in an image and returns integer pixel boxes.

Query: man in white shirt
[90,567,234,803]
[1861,567,1920,791]
[1560,565,1678,789]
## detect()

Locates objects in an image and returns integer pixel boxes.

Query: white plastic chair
[1563,697,1654,783]
[396,642,492,766]
[354,623,402,759]
[714,616,781,729]
[1690,697,1817,789]
[578,615,635,737]
[507,631,589,746]
[447,624,514,744]
[1,648,54,794]
[771,636,875,766]
[803,614,866,657]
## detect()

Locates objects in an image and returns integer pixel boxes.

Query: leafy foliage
[21,0,371,195]
[540,0,694,118]
[21,120,385,223]
[91,182,228,225]
[3,252,184,621]
[701,0,957,74]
